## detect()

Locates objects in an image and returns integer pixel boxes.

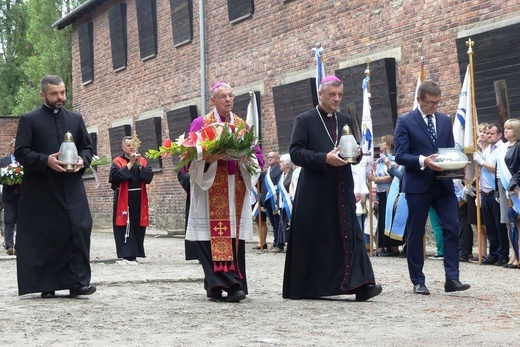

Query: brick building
[0,116,19,155]
[44,0,520,230]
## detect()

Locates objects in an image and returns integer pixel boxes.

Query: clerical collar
[43,103,60,114]
[315,105,338,147]
[316,105,334,118]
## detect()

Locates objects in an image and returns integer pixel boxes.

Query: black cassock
[283,107,376,299]
[109,155,153,259]
[15,104,93,295]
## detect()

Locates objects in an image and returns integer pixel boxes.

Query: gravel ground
[0,230,519,347]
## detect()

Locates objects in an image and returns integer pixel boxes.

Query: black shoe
[355,284,382,301]
[413,284,430,295]
[380,250,399,257]
[252,244,268,250]
[482,257,497,265]
[459,256,469,262]
[495,258,508,266]
[428,254,444,260]
[445,279,470,292]
[41,291,55,299]
[69,285,97,297]
[227,289,246,303]
[207,289,225,301]
[468,255,487,263]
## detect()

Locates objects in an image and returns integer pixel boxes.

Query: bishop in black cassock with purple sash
[282,76,382,301]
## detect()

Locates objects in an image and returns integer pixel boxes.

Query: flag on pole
[361,76,373,171]
[453,66,475,153]
[312,44,326,101]
[246,91,260,138]
[412,75,423,110]
[251,186,259,219]
[413,57,425,109]
[412,61,424,110]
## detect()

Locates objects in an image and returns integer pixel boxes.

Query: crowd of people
[364,82,520,296]
[2,75,518,304]
[367,120,520,271]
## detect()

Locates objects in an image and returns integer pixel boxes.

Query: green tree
[0,0,31,115]
[14,0,85,114]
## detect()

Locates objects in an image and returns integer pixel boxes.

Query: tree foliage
[0,0,32,115]
[0,0,86,116]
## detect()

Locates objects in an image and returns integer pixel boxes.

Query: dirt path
[0,231,518,346]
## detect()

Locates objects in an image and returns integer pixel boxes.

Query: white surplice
[185,158,260,241]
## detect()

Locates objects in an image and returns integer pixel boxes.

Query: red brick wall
[67,0,520,229]
[0,116,19,155]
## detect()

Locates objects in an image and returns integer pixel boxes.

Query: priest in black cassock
[282,75,382,301]
[15,75,96,298]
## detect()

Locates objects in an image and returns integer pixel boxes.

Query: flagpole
[467,38,483,264]
[364,60,375,257]
[420,56,425,83]
[419,55,427,260]
[249,90,265,252]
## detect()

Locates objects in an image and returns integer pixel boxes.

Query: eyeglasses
[421,98,442,107]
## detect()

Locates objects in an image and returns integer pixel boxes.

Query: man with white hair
[185,82,263,302]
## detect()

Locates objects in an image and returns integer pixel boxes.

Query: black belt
[481,190,495,196]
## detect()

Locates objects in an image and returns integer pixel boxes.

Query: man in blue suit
[394,81,470,295]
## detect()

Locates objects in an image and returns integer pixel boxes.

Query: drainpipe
[199,0,206,116]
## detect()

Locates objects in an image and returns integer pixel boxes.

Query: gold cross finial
[365,59,371,76]
[466,38,474,55]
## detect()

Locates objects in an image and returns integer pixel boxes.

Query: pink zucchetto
[211,82,227,93]
[320,75,342,84]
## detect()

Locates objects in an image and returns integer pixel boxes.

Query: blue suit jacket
[394,108,454,194]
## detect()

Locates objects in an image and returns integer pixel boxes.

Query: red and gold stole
[113,156,149,227]
[204,112,246,274]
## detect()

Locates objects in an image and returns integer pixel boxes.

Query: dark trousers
[481,192,509,260]
[405,181,460,285]
[3,197,18,249]
[265,197,280,246]
[376,191,401,250]
[458,203,473,259]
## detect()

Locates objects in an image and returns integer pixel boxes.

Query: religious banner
[361,75,373,171]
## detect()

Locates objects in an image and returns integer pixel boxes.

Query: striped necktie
[427,115,436,143]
